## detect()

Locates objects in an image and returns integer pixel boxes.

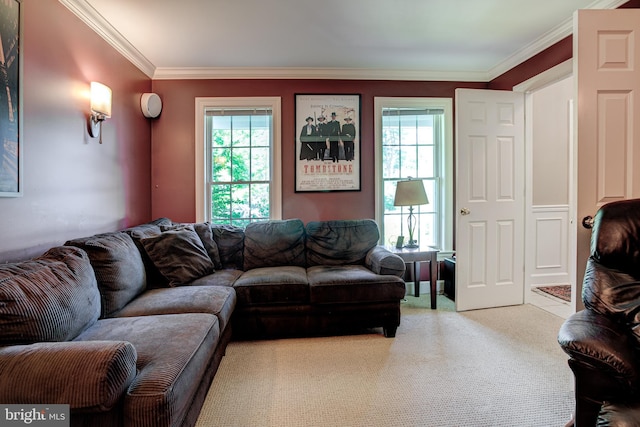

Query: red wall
[151,79,486,223]
[0,0,152,262]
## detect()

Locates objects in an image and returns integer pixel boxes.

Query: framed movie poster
[295,94,360,192]
[0,0,22,197]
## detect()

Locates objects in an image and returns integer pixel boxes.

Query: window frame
[374,97,453,252]
[195,97,282,223]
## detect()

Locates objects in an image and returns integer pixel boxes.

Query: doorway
[515,61,575,319]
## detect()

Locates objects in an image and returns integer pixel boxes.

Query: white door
[455,89,525,311]
[574,9,640,311]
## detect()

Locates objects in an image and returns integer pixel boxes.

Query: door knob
[582,216,594,229]
[460,208,471,216]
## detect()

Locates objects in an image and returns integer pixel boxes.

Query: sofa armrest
[558,309,639,389]
[0,341,137,412]
[365,246,406,277]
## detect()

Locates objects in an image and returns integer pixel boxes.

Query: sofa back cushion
[0,246,101,344]
[123,219,172,287]
[306,219,380,266]
[66,232,146,318]
[211,224,245,270]
[243,219,306,270]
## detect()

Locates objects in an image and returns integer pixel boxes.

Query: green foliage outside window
[208,114,271,226]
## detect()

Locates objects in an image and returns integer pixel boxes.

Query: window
[195,97,282,225]
[374,98,453,251]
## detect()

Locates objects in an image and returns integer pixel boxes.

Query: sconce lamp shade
[90,82,112,118]
[89,82,112,143]
[393,179,428,207]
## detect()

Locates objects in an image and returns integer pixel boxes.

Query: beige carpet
[195,296,574,427]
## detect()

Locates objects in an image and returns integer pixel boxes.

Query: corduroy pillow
[66,232,147,318]
[0,246,101,345]
[140,227,215,286]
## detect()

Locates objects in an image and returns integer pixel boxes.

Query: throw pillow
[65,232,146,318]
[140,227,215,286]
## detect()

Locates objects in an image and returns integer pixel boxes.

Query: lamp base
[404,240,419,249]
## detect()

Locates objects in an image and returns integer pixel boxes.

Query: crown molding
[152,66,490,81]
[487,0,628,80]
[59,0,155,78]
[61,0,628,82]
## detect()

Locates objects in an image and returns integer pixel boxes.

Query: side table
[387,246,439,309]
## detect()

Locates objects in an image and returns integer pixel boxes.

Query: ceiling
[62,0,626,81]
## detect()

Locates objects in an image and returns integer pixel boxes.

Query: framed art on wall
[0,0,22,197]
[295,94,360,192]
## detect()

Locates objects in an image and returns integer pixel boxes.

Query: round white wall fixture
[141,93,162,118]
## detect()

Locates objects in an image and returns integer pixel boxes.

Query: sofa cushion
[74,313,220,427]
[113,285,237,333]
[0,341,137,411]
[307,265,406,304]
[140,227,214,286]
[306,219,380,266]
[243,219,306,270]
[66,232,146,318]
[123,220,172,287]
[0,246,101,344]
[233,266,309,306]
[211,224,245,269]
[195,223,222,269]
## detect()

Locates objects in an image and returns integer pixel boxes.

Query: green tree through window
[207,110,271,227]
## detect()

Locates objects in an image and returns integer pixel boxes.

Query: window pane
[211,148,231,182]
[382,146,400,179]
[399,146,418,178]
[232,148,251,182]
[252,147,270,181]
[417,146,434,177]
[231,184,249,220]
[206,107,273,225]
[211,185,231,223]
[250,183,270,220]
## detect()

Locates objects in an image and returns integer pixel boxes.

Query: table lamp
[393,178,428,248]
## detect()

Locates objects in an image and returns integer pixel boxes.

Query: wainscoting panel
[529,205,570,286]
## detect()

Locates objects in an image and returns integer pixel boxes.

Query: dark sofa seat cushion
[243,219,306,270]
[307,265,406,304]
[113,285,237,333]
[306,219,380,266]
[66,232,146,318]
[74,313,220,427]
[233,266,309,306]
[140,227,215,286]
[0,246,101,345]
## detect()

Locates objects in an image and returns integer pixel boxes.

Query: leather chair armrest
[365,246,406,277]
[558,309,638,388]
[0,341,137,412]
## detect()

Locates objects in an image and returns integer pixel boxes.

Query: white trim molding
[61,0,627,82]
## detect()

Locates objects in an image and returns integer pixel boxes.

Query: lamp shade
[90,82,112,117]
[393,179,428,206]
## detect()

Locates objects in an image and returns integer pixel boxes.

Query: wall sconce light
[88,82,112,144]
[393,178,429,248]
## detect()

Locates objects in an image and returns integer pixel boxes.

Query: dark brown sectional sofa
[0,218,406,427]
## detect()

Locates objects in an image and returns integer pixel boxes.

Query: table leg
[414,261,420,297]
[430,254,437,309]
